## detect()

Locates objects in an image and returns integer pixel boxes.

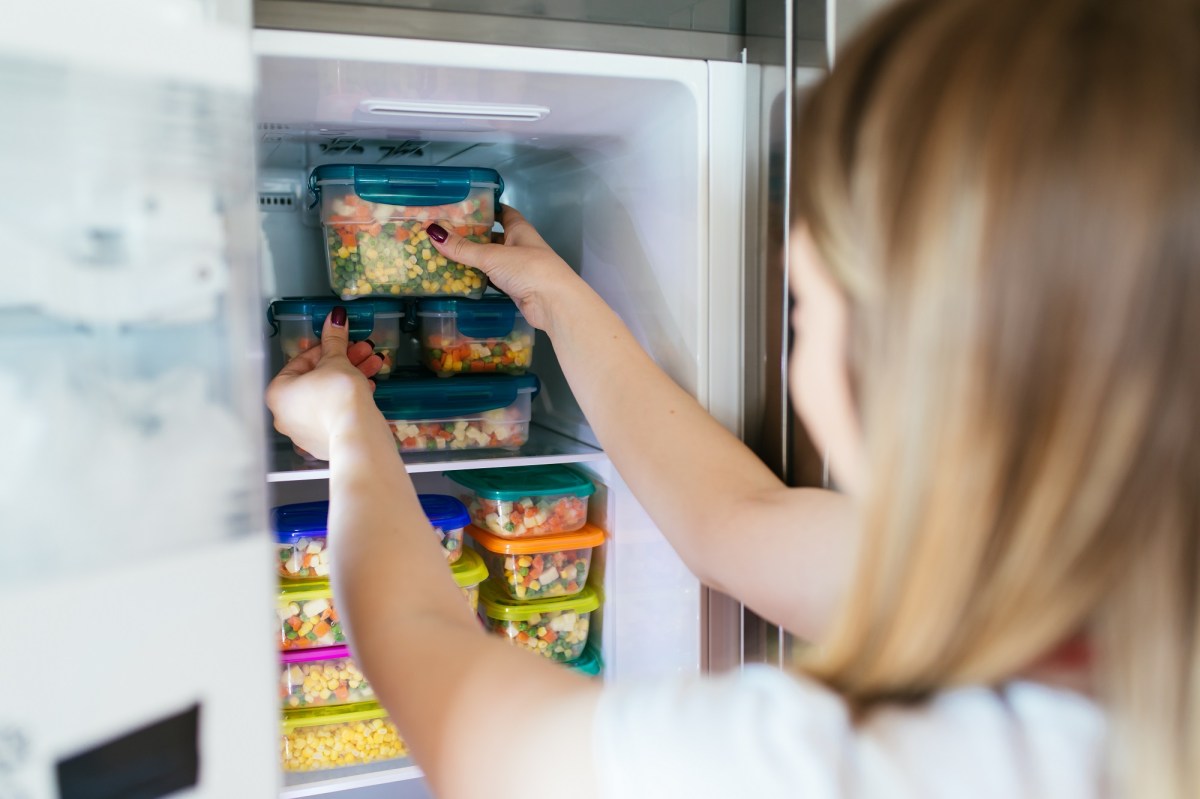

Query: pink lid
[280,644,350,664]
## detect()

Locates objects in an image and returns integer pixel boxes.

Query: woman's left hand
[266,306,385,461]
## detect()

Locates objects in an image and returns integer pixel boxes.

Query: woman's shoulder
[593,666,1105,799]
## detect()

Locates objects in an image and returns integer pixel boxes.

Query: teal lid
[568,645,603,677]
[418,296,522,338]
[448,465,594,501]
[373,371,539,419]
[267,297,404,339]
[309,164,504,208]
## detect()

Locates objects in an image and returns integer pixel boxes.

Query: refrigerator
[0,0,860,796]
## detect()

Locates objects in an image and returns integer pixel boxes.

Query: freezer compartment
[281,701,407,772]
[417,297,534,376]
[374,372,539,454]
[280,645,375,709]
[278,580,345,650]
[467,522,604,600]
[268,296,404,376]
[479,583,599,663]
[449,465,594,538]
[311,164,500,300]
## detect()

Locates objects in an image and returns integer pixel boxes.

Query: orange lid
[464,522,605,554]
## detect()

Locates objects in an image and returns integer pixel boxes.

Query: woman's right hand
[425,204,588,333]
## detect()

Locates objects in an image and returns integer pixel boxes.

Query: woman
[266,0,1200,795]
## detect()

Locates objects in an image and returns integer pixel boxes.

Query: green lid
[478,582,600,621]
[373,371,539,419]
[450,547,488,587]
[278,579,333,603]
[281,700,388,732]
[448,465,595,501]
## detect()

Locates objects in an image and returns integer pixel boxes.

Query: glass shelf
[268,424,605,482]
[281,757,423,797]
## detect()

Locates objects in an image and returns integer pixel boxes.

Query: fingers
[318,307,350,361]
[426,222,504,273]
[497,204,548,248]
[347,340,375,365]
[274,340,323,379]
[355,354,384,379]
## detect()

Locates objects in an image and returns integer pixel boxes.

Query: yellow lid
[450,547,487,587]
[281,700,389,732]
[277,579,334,604]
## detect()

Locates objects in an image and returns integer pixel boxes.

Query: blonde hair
[793,0,1200,795]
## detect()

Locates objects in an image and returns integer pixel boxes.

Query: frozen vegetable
[419,494,470,563]
[279,535,330,580]
[387,410,528,453]
[466,523,605,600]
[281,702,407,772]
[278,581,345,650]
[449,465,595,538]
[268,297,403,376]
[273,501,331,580]
[418,297,534,376]
[479,584,600,663]
[423,330,533,376]
[280,646,374,709]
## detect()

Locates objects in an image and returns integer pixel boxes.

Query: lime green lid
[478,582,600,621]
[451,547,487,587]
[282,700,388,732]
[447,465,595,502]
[278,579,333,603]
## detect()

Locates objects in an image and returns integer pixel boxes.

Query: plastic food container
[268,297,404,377]
[417,297,534,377]
[449,465,595,538]
[310,164,502,300]
[278,580,345,650]
[568,645,603,677]
[280,645,374,709]
[273,501,332,581]
[419,494,470,563]
[451,547,488,613]
[373,371,539,454]
[479,583,600,663]
[281,701,406,772]
[466,522,604,600]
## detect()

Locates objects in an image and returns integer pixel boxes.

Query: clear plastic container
[478,583,600,663]
[281,701,406,772]
[417,297,534,377]
[449,465,595,538]
[309,165,502,300]
[278,580,345,651]
[373,371,539,454]
[280,645,374,709]
[419,494,470,563]
[268,297,404,376]
[273,501,331,581]
[466,523,604,600]
[451,547,488,613]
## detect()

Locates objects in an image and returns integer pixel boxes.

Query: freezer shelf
[281,757,424,798]
[268,424,605,482]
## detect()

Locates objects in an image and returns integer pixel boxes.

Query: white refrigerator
[0,1,831,796]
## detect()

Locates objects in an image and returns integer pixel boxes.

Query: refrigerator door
[0,2,276,797]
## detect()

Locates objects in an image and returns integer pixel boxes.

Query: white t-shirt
[593,666,1105,798]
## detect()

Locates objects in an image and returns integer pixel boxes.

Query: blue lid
[309,165,504,208]
[267,296,404,339]
[419,494,470,530]
[272,496,471,542]
[271,501,329,544]
[417,296,522,338]
[373,370,540,419]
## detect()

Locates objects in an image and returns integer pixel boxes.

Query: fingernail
[363,338,376,349]
[426,223,448,243]
[331,306,347,328]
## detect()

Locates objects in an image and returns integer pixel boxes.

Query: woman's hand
[426,204,588,333]
[265,307,385,461]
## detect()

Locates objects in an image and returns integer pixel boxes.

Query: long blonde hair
[794,0,1200,795]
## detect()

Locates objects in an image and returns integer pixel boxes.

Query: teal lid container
[418,296,522,338]
[372,370,539,419]
[309,164,503,208]
[267,296,405,340]
[568,645,603,677]
[448,465,595,501]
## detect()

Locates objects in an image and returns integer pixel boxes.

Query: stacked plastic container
[453,466,605,667]
[273,494,484,772]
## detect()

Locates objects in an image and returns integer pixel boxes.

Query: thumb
[319,305,350,360]
[426,222,507,276]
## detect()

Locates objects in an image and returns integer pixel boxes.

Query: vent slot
[258,193,296,210]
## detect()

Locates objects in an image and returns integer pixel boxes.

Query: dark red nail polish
[427,223,448,243]
[331,306,347,328]
[363,338,376,349]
